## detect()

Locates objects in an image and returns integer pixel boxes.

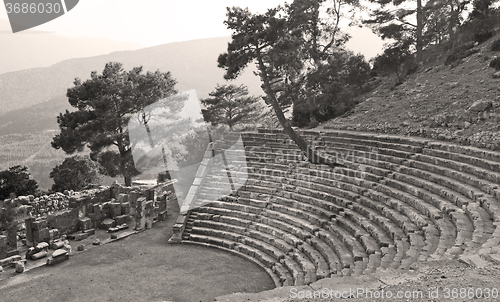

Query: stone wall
[1,183,172,256]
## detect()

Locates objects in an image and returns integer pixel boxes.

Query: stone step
[426,141,500,164]
[316,230,355,270]
[250,221,303,247]
[272,262,294,286]
[268,203,329,227]
[191,227,243,243]
[307,236,342,275]
[241,236,287,260]
[320,130,429,148]
[245,228,294,254]
[261,209,320,234]
[193,220,246,235]
[424,148,500,173]
[392,171,472,209]
[325,224,367,263]
[260,216,312,241]
[280,256,306,285]
[414,154,500,186]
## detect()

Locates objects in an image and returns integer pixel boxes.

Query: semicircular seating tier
[178,129,500,287]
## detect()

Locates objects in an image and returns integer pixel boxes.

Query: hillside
[0,36,263,115]
[0,18,142,75]
[322,33,500,151]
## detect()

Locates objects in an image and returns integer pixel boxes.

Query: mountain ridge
[0,36,263,115]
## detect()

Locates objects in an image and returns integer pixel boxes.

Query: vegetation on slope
[323,31,500,150]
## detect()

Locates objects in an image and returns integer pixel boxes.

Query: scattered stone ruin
[0,183,174,265]
[172,128,500,287]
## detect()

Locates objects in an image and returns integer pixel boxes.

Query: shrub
[0,165,38,200]
[475,31,494,44]
[444,42,479,65]
[491,39,500,51]
[490,57,500,70]
[50,155,103,192]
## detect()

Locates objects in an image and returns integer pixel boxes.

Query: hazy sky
[0,0,385,58]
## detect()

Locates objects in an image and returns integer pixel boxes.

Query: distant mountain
[0,36,263,116]
[0,18,142,75]
[0,95,70,136]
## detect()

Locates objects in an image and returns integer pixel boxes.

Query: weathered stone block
[101,218,116,230]
[15,261,24,273]
[85,229,95,236]
[73,232,88,241]
[117,194,128,203]
[121,203,130,215]
[115,214,129,225]
[49,229,59,241]
[145,189,155,201]
[32,220,47,231]
[79,217,92,232]
[51,241,65,250]
[31,251,47,260]
[158,210,168,222]
[33,228,50,244]
[36,242,49,251]
[46,208,79,235]
[109,202,122,218]
[0,255,21,267]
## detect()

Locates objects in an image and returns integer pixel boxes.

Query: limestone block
[51,241,65,250]
[117,194,128,203]
[145,189,155,201]
[120,203,130,215]
[33,228,50,244]
[52,249,68,258]
[73,232,88,241]
[101,218,116,230]
[31,220,47,231]
[15,261,24,273]
[115,215,129,225]
[0,255,21,267]
[79,217,92,232]
[31,251,47,260]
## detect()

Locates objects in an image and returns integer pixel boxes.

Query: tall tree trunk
[255,48,340,167]
[416,0,424,62]
[124,175,132,187]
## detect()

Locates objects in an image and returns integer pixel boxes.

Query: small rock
[469,100,492,112]
[15,261,24,273]
[92,239,101,245]
[0,265,3,273]
[77,244,84,251]
[493,71,500,79]
[110,234,118,239]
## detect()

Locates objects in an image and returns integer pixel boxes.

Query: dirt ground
[217,259,500,302]
[0,211,274,302]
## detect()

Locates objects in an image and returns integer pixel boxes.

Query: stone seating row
[184,130,500,286]
[314,139,499,252]
[190,202,349,284]
[203,163,428,265]
[199,173,408,271]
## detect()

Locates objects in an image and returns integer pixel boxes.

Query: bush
[50,155,103,192]
[0,165,38,200]
[444,42,479,65]
[490,57,500,70]
[475,31,494,44]
[491,39,500,51]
